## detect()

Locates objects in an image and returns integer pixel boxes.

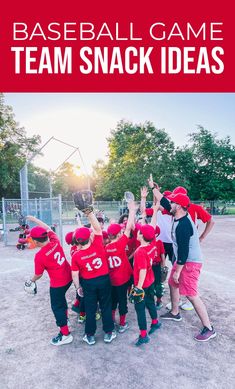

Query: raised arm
[124,200,137,238]
[150,202,160,228]
[140,186,149,214]
[86,211,102,235]
[26,215,52,231]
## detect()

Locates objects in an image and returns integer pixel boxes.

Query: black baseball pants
[50,281,72,328]
[134,283,157,331]
[82,274,114,336]
[163,242,174,263]
[111,280,129,316]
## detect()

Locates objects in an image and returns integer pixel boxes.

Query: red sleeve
[34,253,45,275]
[135,248,147,270]
[194,204,212,223]
[161,209,171,215]
[117,234,129,251]
[93,234,104,247]
[71,252,80,271]
[158,240,165,255]
[48,231,60,243]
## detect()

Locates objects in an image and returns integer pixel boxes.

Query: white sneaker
[104,331,117,343]
[118,322,129,333]
[180,301,194,311]
[50,332,73,346]
[165,301,183,310]
[83,334,96,345]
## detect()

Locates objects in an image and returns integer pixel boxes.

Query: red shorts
[168,262,202,296]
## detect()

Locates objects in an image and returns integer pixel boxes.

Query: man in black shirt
[148,176,216,342]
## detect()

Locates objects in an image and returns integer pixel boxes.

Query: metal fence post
[39,197,42,220]
[2,198,7,246]
[58,194,63,245]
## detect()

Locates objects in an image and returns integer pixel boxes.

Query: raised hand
[140,186,149,198]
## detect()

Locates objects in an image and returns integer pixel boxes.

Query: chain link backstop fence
[0,198,234,247]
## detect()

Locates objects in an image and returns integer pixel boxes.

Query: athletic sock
[112,310,116,321]
[140,330,147,337]
[152,319,158,325]
[120,314,126,326]
[60,325,69,336]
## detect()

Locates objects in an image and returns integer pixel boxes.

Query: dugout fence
[1,196,63,246]
[1,197,234,247]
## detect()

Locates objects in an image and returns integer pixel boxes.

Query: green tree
[28,164,51,198]
[175,126,235,200]
[52,162,91,199]
[94,120,177,200]
[0,94,41,198]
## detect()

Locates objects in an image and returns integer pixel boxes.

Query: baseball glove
[160,266,169,283]
[129,286,145,304]
[24,280,37,295]
[73,190,93,214]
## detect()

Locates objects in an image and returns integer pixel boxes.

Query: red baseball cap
[30,226,48,239]
[168,193,190,208]
[172,186,188,195]
[139,224,155,240]
[145,208,154,217]
[155,226,161,235]
[107,223,122,236]
[65,231,74,245]
[163,190,172,197]
[74,227,91,242]
[102,230,109,239]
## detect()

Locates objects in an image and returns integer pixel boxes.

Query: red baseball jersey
[71,235,109,279]
[133,241,155,288]
[105,234,133,286]
[188,203,212,224]
[153,239,165,264]
[125,235,137,258]
[34,231,72,288]
[70,245,78,257]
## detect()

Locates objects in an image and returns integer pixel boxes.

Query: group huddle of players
[24,177,216,347]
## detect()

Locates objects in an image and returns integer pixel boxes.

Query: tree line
[1,94,234,201]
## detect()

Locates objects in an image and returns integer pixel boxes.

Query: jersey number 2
[54,252,65,266]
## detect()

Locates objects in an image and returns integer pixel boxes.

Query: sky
[4,93,235,174]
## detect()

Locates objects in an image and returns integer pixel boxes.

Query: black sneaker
[148,322,162,335]
[160,311,182,322]
[135,335,150,346]
[50,332,73,346]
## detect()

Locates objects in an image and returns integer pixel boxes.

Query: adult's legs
[170,285,181,315]
[186,295,212,329]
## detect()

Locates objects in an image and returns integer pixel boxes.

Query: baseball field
[1,216,234,389]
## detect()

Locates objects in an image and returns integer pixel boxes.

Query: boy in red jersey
[71,211,115,346]
[105,200,136,333]
[65,231,81,315]
[152,226,166,310]
[25,215,73,346]
[133,205,161,347]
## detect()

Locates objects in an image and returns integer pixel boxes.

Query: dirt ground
[1,216,235,389]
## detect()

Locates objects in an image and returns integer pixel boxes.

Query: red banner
[0,0,234,92]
